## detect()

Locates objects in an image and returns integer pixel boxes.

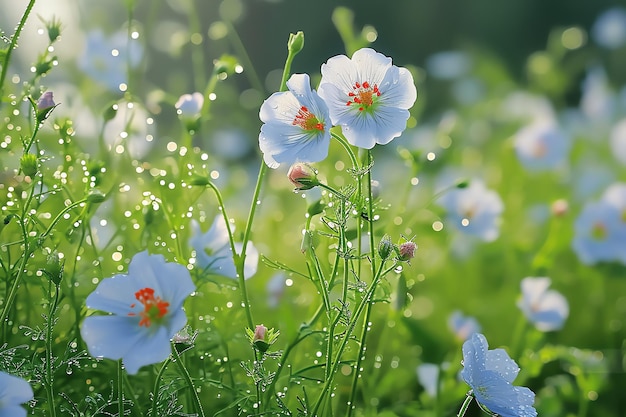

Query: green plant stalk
[0,0,37,99]
[312,261,393,417]
[172,344,206,417]
[185,0,206,91]
[331,132,359,169]
[457,392,474,417]
[118,360,124,417]
[150,357,172,417]
[45,280,60,417]
[225,20,265,94]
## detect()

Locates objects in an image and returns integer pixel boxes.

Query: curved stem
[0,0,37,100]
[172,344,206,417]
[331,132,359,169]
[457,392,474,417]
[150,357,172,417]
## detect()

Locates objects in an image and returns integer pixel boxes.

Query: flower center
[591,222,607,241]
[129,287,170,327]
[292,106,324,131]
[346,81,380,111]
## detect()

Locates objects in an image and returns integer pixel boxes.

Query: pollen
[292,106,325,131]
[346,80,381,111]
[128,287,170,327]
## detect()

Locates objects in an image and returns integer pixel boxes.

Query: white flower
[258,73,331,168]
[517,277,569,331]
[318,48,417,149]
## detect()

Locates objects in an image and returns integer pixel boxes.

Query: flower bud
[35,91,57,123]
[551,199,568,217]
[103,102,118,122]
[288,163,319,190]
[288,31,305,55]
[20,154,38,177]
[397,241,417,262]
[42,251,64,285]
[378,234,393,260]
[246,324,279,353]
[175,93,203,132]
[43,15,62,43]
[86,189,106,204]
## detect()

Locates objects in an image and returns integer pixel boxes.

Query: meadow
[1,1,625,416]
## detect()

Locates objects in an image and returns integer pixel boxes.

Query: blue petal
[0,372,33,407]
[485,348,520,383]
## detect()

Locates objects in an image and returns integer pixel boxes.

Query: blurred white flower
[426,50,471,80]
[175,92,203,119]
[591,7,626,49]
[517,277,569,331]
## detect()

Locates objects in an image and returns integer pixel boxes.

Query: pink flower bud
[37,91,56,110]
[253,324,267,343]
[288,163,319,190]
[398,241,417,262]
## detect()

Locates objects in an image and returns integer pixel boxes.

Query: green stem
[151,358,172,417]
[312,261,392,417]
[45,280,59,417]
[118,360,124,417]
[457,392,474,417]
[0,0,37,100]
[366,150,376,275]
[225,21,265,94]
[331,132,359,169]
[172,344,206,417]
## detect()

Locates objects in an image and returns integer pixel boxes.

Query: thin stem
[225,21,265,94]
[331,132,359,169]
[45,280,59,417]
[457,392,474,417]
[0,0,37,99]
[172,344,206,417]
[151,358,173,417]
[117,360,124,417]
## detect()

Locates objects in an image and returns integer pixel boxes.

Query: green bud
[189,175,210,186]
[306,199,324,217]
[35,56,56,77]
[42,251,64,285]
[378,234,394,260]
[86,189,106,204]
[301,229,313,254]
[40,15,62,43]
[288,31,305,55]
[103,102,118,122]
[20,153,38,177]
[455,179,470,189]
[246,324,280,354]
[213,54,239,76]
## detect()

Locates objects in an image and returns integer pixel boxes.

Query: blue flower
[517,277,569,331]
[461,333,537,417]
[591,7,626,49]
[189,216,259,279]
[513,121,570,171]
[572,183,626,265]
[0,371,33,417]
[318,48,417,149]
[448,310,481,341]
[81,251,195,374]
[258,73,331,168]
[438,179,504,242]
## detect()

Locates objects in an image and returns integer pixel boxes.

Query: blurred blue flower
[580,66,616,125]
[318,48,417,149]
[517,277,569,331]
[591,7,626,49]
[78,30,143,91]
[81,251,195,374]
[610,118,626,164]
[461,333,537,417]
[0,371,33,417]
[189,216,259,279]
[258,73,331,168]
[416,363,440,397]
[438,179,504,242]
[175,92,204,120]
[513,121,570,171]
[572,183,626,265]
[426,50,471,80]
[448,310,481,341]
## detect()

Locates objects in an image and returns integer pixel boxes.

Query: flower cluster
[258,48,417,168]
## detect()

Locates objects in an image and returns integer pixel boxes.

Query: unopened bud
[175,92,203,132]
[288,31,305,55]
[42,251,64,285]
[551,199,568,217]
[397,241,417,262]
[86,189,106,204]
[42,15,62,43]
[35,91,57,123]
[247,324,279,353]
[288,163,319,190]
[20,154,38,177]
[378,234,393,260]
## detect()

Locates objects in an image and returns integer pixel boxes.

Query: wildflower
[0,371,33,417]
[448,310,481,341]
[397,240,417,262]
[80,251,195,374]
[461,333,537,417]
[591,7,626,49]
[416,363,440,397]
[175,92,204,131]
[517,277,569,331]
[513,121,570,171]
[287,163,319,190]
[317,48,417,149]
[189,216,259,279]
[258,73,331,168]
[437,179,503,242]
[572,184,626,265]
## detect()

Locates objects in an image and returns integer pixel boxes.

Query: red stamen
[292,106,325,131]
[346,80,381,111]
[129,287,170,327]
